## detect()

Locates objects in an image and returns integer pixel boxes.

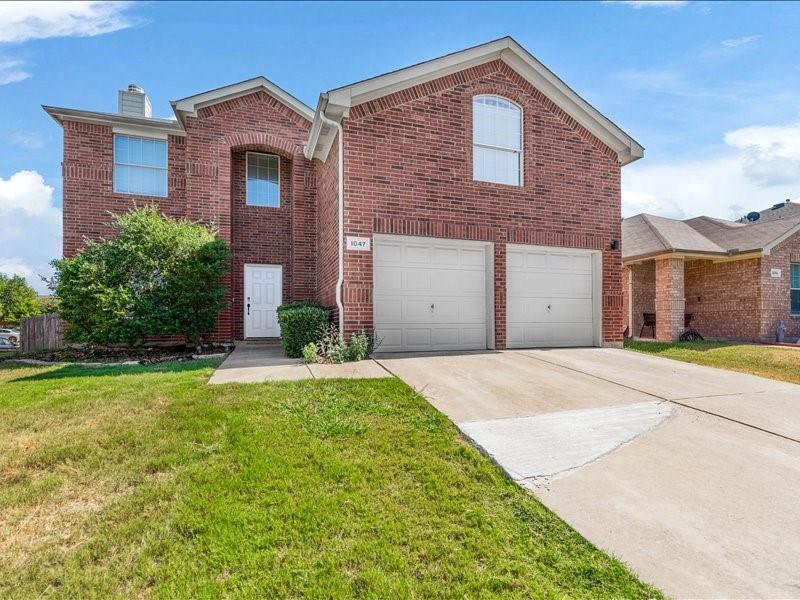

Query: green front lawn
[0,360,658,598]
[625,339,800,384]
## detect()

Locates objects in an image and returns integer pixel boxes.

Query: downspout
[318,111,345,331]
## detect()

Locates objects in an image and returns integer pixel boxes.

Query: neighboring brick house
[44,37,644,351]
[623,201,800,343]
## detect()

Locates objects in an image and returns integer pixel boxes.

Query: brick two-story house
[44,37,643,352]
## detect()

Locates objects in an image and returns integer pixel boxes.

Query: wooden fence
[20,314,64,353]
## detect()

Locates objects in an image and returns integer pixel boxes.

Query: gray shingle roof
[623,207,800,261]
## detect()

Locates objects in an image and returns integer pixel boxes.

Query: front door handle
[547,304,551,310]
[430,303,435,311]
[247,297,251,316]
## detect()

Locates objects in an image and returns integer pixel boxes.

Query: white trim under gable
[762,222,800,256]
[307,36,644,165]
[170,76,314,127]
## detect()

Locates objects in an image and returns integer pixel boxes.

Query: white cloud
[9,131,44,150]
[721,34,762,49]
[606,1,688,9]
[0,58,30,85]
[623,121,800,221]
[0,1,135,44]
[0,170,61,293]
[724,122,800,186]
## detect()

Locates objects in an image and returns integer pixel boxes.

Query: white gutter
[318,109,345,330]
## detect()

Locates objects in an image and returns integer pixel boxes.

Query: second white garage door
[507,244,599,348]
[373,235,491,352]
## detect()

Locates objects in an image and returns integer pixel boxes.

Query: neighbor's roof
[623,207,800,262]
[305,36,644,164]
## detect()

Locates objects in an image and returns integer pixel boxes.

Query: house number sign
[771,268,782,278]
[346,236,371,251]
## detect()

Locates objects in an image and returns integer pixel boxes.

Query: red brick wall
[684,257,761,341]
[62,121,185,257]
[339,60,623,347]
[654,257,685,341]
[760,233,800,341]
[314,133,340,321]
[60,90,315,341]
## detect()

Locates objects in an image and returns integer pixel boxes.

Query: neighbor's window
[791,264,800,315]
[473,95,522,186]
[246,152,280,207]
[113,134,167,197]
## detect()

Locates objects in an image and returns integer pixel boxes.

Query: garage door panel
[507,245,597,349]
[549,252,591,272]
[548,272,592,297]
[433,246,459,265]
[460,247,486,267]
[405,270,431,291]
[405,245,432,264]
[374,236,489,352]
[374,297,403,321]
[374,269,402,292]
[550,298,594,323]
[374,242,402,264]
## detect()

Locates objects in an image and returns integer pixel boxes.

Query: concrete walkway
[377,348,800,599]
[208,341,390,384]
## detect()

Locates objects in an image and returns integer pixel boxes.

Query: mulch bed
[5,344,230,366]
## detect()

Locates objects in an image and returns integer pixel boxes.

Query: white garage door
[507,245,598,348]
[373,235,490,352]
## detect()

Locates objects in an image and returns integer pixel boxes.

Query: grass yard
[0,359,659,598]
[625,339,800,384]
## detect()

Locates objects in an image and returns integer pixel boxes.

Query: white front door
[506,245,600,348]
[373,235,490,352]
[244,264,281,338]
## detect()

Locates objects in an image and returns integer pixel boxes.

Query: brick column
[655,257,685,341]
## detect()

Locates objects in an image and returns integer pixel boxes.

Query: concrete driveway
[376,348,800,599]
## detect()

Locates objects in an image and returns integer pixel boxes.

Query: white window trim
[113,133,168,197]
[245,151,281,207]
[472,94,524,187]
[791,263,800,316]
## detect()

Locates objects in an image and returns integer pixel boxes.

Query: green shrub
[276,303,328,358]
[50,206,230,346]
[301,342,319,364]
[345,330,372,362]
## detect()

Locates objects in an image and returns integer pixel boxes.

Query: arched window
[472,95,522,186]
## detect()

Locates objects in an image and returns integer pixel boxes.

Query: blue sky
[2,0,800,291]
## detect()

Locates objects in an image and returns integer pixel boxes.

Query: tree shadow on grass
[4,358,221,382]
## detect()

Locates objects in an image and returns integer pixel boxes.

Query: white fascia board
[762,222,800,255]
[326,38,508,107]
[499,41,643,165]
[112,125,169,140]
[171,76,314,126]
[314,36,644,166]
[42,105,184,136]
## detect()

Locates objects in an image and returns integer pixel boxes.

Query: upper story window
[113,134,167,197]
[473,95,522,186]
[791,264,800,315]
[246,152,280,207]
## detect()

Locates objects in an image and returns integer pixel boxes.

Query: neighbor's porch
[624,255,762,342]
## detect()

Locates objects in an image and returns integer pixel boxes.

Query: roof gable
[170,76,314,127]
[306,37,644,164]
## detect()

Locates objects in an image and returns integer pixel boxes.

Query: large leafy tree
[51,206,231,346]
[0,274,41,327]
